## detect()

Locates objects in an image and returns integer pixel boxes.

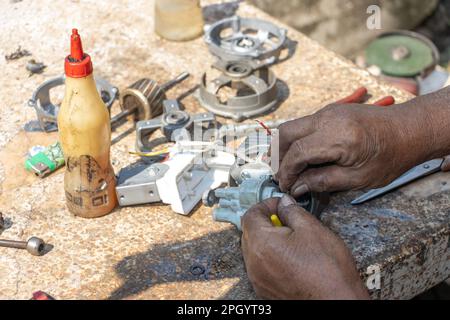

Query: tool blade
[351,158,444,205]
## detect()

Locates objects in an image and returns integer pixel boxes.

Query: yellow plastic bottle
[155,0,204,41]
[57,29,117,218]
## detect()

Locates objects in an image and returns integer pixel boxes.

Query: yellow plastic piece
[270,214,283,227]
[129,149,170,157]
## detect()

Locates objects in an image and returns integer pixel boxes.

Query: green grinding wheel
[366,34,435,77]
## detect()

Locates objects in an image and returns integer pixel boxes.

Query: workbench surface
[0,0,448,300]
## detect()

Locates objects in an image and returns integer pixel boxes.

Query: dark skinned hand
[241,195,369,299]
[273,87,450,196]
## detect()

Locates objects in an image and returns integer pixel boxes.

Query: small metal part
[112,72,190,128]
[215,119,287,140]
[136,99,215,152]
[0,237,46,256]
[26,59,46,75]
[116,162,168,206]
[196,61,278,121]
[204,175,328,230]
[27,75,118,132]
[0,212,4,230]
[5,46,31,61]
[351,158,444,205]
[190,264,206,276]
[204,16,287,65]
[391,45,410,61]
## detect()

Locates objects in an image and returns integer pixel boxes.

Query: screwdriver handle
[335,87,368,104]
[373,96,395,106]
[336,87,395,107]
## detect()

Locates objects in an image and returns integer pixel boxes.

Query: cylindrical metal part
[213,207,242,227]
[0,239,27,249]
[0,237,46,256]
[160,72,190,92]
[112,72,191,127]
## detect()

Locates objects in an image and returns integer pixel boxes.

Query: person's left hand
[241,195,370,300]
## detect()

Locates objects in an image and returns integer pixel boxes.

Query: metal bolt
[0,237,46,256]
[391,45,410,61]
[190,264,206,276]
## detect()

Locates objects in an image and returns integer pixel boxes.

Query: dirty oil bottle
[58,29,117,218]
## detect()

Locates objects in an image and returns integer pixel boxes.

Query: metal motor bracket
[195,60,278,121]
[27,75,118,132]
[115,162,169,206]
[204,16,287,66]
[136,99,216,152]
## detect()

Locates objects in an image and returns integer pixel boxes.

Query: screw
[0,237,46,256]
[190,264,206,276]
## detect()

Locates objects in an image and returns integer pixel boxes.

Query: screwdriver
[271,214,283,227]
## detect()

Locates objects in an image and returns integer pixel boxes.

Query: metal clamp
[27,75,118,132]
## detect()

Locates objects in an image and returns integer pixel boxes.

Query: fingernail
[292,184,309,197]
[279,194,296,208]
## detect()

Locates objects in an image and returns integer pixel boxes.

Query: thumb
[290,165,355,196]
[441,156,450,172]
[277,194,310,230]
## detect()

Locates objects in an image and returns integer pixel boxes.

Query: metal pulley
[204,16,287,65]
[365,30,439,77]
[195,60,278,121]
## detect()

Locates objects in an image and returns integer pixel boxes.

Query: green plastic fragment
[25,142,65,177]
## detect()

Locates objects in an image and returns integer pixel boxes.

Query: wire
[129,149,170,158]
[255,119,272,136]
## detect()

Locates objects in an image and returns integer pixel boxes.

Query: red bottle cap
[64,29,93,78]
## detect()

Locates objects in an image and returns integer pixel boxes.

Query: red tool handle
[373,96,395,107]
[335,87,368,104]
[336,87,395,107]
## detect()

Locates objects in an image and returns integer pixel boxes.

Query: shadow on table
[202,1,242,25]
[108,228,256,300]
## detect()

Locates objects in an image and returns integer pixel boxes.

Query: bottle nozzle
[70,28,84,61]
[65,28,93,78]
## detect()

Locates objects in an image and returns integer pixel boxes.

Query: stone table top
[0,0,448,299]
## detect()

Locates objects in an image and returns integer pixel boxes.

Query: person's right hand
[241,195,369,299]
[273,102,437,197]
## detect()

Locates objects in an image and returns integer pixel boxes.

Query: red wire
[255,119,272,136]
